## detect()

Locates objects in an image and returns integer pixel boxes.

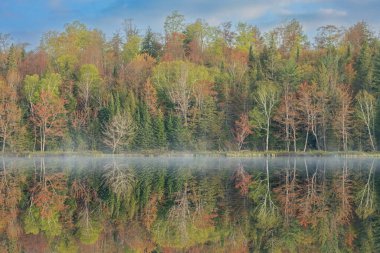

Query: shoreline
[2,150,380,158]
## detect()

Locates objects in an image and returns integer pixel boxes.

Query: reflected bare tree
[103,159,135,200]
[356,160,376,219]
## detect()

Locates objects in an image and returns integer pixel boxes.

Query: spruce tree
[135,104,154,149]
[141,27,161,59]
[372,51,380,94]
[153,111,167,149]
[354,42,373,92]
[6,44,17,71]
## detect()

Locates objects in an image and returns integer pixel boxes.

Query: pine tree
[141,27,161,59]
[248,45,258,92]
[6,44,17,71]
[372,50,380,94]
[153,110,167,149]
[354,42,373,92]
[165,113,179,149]
[135,104,154,149]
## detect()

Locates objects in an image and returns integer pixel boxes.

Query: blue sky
[1,0,380,49]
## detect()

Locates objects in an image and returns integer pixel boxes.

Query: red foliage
[233,164,252,196]
[234,113,253,151]
[162,32,186,61]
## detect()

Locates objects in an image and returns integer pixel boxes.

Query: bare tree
[103,113,136,153]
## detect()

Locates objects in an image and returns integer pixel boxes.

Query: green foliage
[23,206,63,238]
[5,17,380,153]
[123,35,141,63]
[77,221,102,245]
[354,43,373,92]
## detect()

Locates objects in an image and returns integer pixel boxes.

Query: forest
[1,12,380,153]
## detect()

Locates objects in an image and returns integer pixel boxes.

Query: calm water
[0,156,379,252]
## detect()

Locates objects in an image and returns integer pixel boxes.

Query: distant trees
[0,18,379,152]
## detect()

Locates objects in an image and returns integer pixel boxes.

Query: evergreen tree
[166,113,182,149]
[372,50,380,94]
[135,103,154,149]
[153,111,167,149]
[6,44,17,70]
[141,27,162,59]
[354,42,373,92]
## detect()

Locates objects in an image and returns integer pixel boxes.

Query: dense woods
[1,13,380,152]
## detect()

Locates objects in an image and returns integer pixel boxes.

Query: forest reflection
[0,157,379,252]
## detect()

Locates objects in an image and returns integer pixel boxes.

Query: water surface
[0,156,379,252]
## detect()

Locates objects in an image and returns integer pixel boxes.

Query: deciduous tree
[356,90,376,150]
[103,112,136,153]
[31,90,66,151]
[233,113,252,151]
[0,80,21,152]
[250,81,280,151]
[333,85,353,151]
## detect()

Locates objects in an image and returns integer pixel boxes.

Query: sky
[1,0,380,50]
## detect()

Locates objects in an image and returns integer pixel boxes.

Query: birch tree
[250,81,280,151]
[78,64,101,111]
[355,90,376,151]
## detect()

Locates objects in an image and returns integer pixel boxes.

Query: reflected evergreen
[0,157,378,252]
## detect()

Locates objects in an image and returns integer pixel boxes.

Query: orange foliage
[31,172,67,218]
[162,32,186,61]
[233,114,253,151]
[232,164,252,196]
[31,90,66,151]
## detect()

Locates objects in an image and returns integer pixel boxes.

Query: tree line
[1,12,380,152]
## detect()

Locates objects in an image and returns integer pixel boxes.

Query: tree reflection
[0,157,377,252]
[356,160,376,219]
[103,159,136,218]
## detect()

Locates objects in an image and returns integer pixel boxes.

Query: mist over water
[2,155,378,170]
[0,156,379,252]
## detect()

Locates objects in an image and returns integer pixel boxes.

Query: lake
[0,156,379,252]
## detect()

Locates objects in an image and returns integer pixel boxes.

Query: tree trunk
[266,118,270,152]
[292,126,297,152]
[304,126,309,152]
[367,124,376,151]
[2,135,5,153]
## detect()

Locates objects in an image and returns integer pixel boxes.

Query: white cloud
[319,8,347,17]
